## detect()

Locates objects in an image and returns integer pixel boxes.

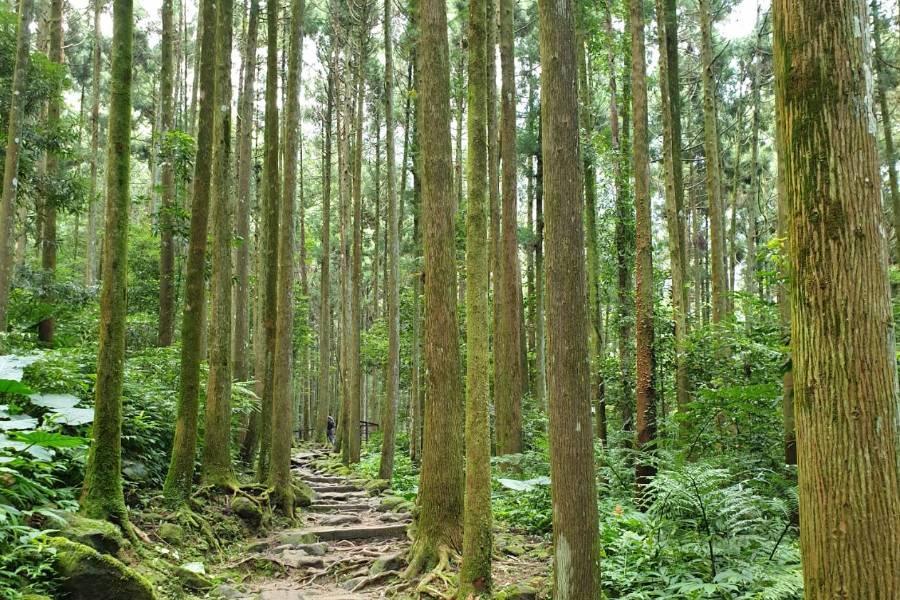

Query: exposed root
[176,507,223,554]
[350,569,402,592]
[404,545,456,599]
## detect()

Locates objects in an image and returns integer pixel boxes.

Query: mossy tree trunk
[84,0,103,287]
[774,0,900,595]
[655,0,689,418]
[79,0,133,524]
[872,1,900,262]
[630,0,656,499]
[232,0,259,381]
[458,0,492,589]
[163,0,217,504]
[202,0,235,488]
[699,0,728,325]
[256,0,281,480]
[378,0,399,481]
[38,0,64,345]
[270,0,305,515]
[404,0,465,573]
[538,0,601,592]
[0,0,35,332]
[495,0,523,456]
[157,0,176,347]
[317,60,335,444]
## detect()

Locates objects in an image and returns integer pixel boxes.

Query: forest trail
[231,448,412,599]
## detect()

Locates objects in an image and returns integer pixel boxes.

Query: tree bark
[774,0,900,595]
[202,0,235,488]
[699,0,728,324]
[459,0,492,588]
[655,0,689,417]
[317,58,335,444]
[404,0,465,572]
[158,0,176,347]
[79,0,133,525]
[538,0,601,591]
[256,0,281,480]
[495,0,523,455]
[84,0,103,287]
[232,0,259,379]
[872,1,900,263]
[631,0,656,499]
[163,0,218,503]
[378,0,400,482]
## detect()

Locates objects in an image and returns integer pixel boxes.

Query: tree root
[350,569,402,592]
[176,507,223,554]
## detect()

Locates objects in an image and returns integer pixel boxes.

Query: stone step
[306,503,371,513]
[316,492,368,502]
[301,475,347,484]
[309,484,363,494]
[299,523,408,542]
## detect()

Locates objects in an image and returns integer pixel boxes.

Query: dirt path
[221,448,412,600]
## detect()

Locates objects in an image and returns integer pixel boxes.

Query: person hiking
[326,415,336,447]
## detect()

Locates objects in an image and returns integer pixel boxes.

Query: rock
[48,537,156,600]
[275,529,317,545]
[175,561,213,591]
[231,496,263,527]
[364,479,390,495]
[212,584,247,599]
[288,542,328,556]
[368,551,405,576]
[319,514,361,526]
[246,539,270,553]
[340,576,366,591]
[495,584,538,600]
[47,511,125,556]
[157,522,184,545]
[503,543,527,557]
[376,495,406,512]
[278,550,325,569]
[377,512,411,523]
[293,481,317,507]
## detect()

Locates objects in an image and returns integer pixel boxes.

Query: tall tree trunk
[158,0,176,347]
[774,0,900,595]
[270,0,304,514]
[256,0,281,480]
[84,0,103,287]
[0,0,35,332]
[189,4,203,137]
[232,0,259,378]
[378,0,400,481]
[404,0,464,572]
[487,0,500,370]
[655,0,689,417]
[607,1,634,434]
[338,41,352,466]
[38,0,63,345]
[578,31,605,445]
[631,0,656,498]
[459,0,492,588]
[202,0,235,488]
[746,11,764,298]
[534,141,546,410]
[79,0,133,525]
[538,0,601,591]
[495,0,523,455]
[699,0,727,324]
[163,0,218,503]
[872,1,900,262]
[317,60,335,444]
[349,35,366,466]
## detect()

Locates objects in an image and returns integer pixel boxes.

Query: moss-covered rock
[293,481,316,507]
[230,496,263,527]
[369,551,405,575]
[48,537,156,600]
[174,562,213,591]
[46,511,125,556]
[364,479,391,495]
[157,522,185,545]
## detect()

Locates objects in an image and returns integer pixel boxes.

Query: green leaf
[0,354,41,382]
[46,407,94,426]
[11,430,87,448]
[0,379,34,396]
[28,393,80,410]
[497,476,551,492]
[0,416,38,431]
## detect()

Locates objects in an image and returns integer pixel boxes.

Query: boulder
[48,537,156,600]
[231,496,263,527]
[47,511,125,556]
[157,522,184,545]
[368,551,405,576]
[495,584,538,600]
[175,561,213,591]
[278,550,325,569]
[212,584,248,599]
[292,481,316,507]
[275,529,317,545]
[364,479,390,495]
